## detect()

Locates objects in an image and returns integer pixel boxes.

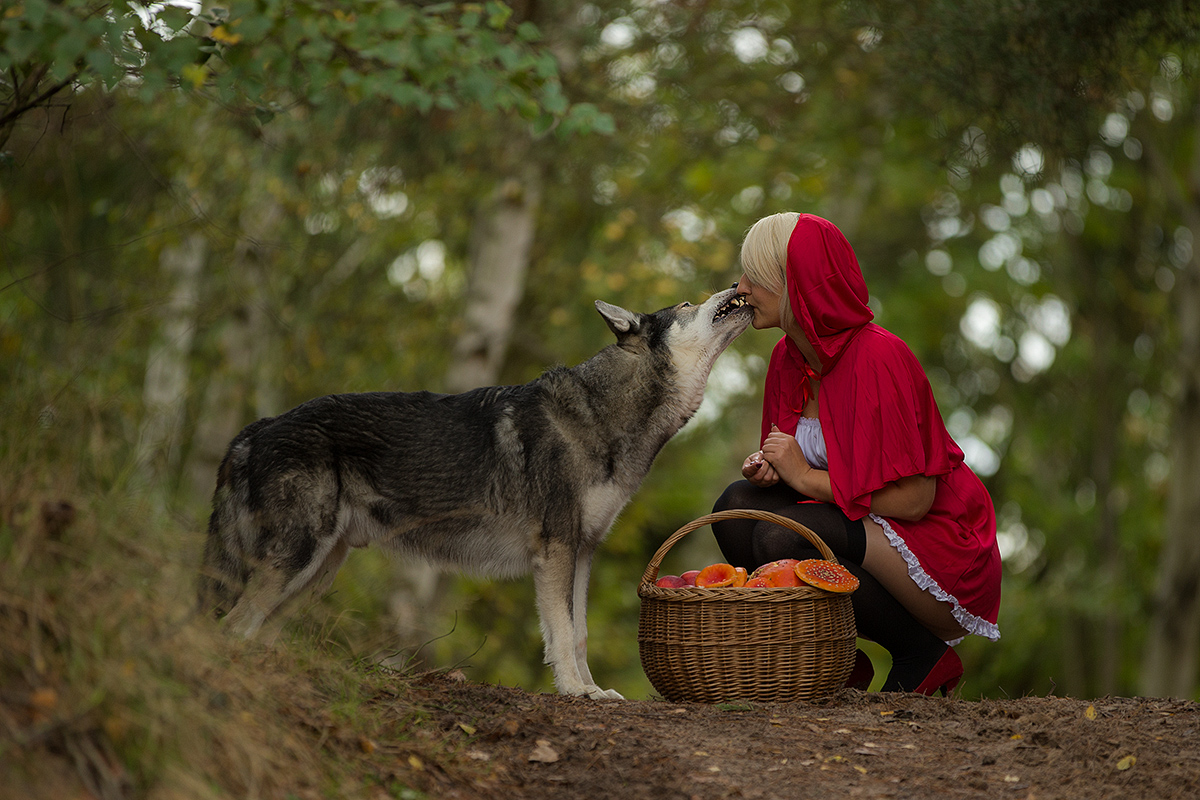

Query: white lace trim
[870,513,1001,644]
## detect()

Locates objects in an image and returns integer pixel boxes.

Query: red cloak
[760,215,1001,639]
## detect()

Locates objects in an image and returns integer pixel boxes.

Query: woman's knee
[712,480,760,513]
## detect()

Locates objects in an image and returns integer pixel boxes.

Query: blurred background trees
[3,0,1199,700]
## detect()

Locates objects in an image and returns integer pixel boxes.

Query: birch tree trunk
[444,167,543,392]
[388,165,543,661]
[136,233,206,488]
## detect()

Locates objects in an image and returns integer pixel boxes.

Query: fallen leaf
[359,737,376,754]
[1117,755,1137,771]
[458,722,477,736]
[1086,704,1097,721]
[408,754,423,770]
[854,766,868,774]
[529,739,559,763]
[1003,775,1020,783]
[30,688,57,710]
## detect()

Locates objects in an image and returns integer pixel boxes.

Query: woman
[713,212,1001,695]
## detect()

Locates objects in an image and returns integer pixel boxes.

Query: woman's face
[735,272,782,330]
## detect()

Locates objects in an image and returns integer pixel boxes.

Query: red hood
[784,214,873,374]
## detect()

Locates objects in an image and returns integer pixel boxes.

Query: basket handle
[640,509,839,586]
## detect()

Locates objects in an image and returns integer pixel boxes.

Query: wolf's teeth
[714,294,747,320]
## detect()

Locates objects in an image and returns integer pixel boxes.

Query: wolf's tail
[196,425,263,618]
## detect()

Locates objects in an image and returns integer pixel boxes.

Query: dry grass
[0,468,458,800]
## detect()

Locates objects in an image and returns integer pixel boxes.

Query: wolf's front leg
[532,541,622,700]
[571,543,623,699]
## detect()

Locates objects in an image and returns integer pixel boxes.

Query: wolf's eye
[680,302,693,308]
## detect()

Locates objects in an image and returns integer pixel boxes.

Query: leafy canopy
[0,1,610,144]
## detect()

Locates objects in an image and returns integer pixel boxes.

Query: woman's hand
[760,424,835,501]
[742,451,779,487]
[760,424,812,486]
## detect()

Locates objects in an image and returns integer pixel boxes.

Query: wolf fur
[198,287,751,699]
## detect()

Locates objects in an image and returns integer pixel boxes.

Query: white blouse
[795,416,829,469]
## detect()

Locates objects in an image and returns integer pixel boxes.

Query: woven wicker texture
[638,510,857,703]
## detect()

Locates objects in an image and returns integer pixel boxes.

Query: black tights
[712,480,950,692]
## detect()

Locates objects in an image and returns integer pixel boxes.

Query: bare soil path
[369,674,1200,799]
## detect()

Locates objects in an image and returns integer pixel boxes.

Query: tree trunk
[1142,216,1200,698]
[389,165,543,662]
[444,166,543,393]
[1141,117,1200,697]
[136,234,207,487]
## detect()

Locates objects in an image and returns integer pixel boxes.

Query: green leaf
[515,21,541,42]
[531,112,555,137]
[4,27,43,65]
[50,28,90,78]
[157,6,194,34]
[23,0,50,29]
[485,2,513,30]
[85,46,122,88]
[539,85,569,115]
[378,6,416,33]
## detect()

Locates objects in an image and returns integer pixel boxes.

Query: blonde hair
[741,212,799,333]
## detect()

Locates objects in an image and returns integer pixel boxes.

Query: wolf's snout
[713,293,748,320]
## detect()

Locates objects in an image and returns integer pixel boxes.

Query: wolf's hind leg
[222,565,289,639]
[222,518,345,640]
[253,538,352,644]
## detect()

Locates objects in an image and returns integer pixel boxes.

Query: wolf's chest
[580,481,632,539]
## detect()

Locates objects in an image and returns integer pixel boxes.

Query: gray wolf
[197,287,751,699]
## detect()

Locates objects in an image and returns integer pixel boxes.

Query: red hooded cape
[761,215,1001,639]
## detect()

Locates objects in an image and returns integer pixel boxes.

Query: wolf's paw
[584,685,624,701]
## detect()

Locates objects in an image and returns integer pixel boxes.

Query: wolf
[197,286,751,699]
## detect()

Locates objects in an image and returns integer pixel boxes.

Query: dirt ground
[386,673,1200,800]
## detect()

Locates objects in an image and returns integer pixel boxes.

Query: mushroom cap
[794,559,860,593]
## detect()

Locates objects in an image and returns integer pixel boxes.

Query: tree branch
[0,71,81,133]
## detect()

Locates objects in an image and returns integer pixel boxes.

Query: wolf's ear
[595,300,640,337]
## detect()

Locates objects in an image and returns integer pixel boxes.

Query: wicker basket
[637,510,857,703]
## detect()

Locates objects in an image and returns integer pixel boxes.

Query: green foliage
[849,0,1200,163]
[0,0,610,148]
